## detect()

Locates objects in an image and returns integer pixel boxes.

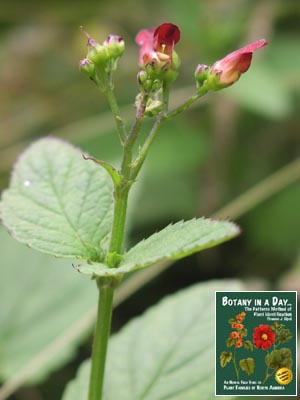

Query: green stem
[108,186,130,256]
[131,115,163,180]
[131,82,170,179]
[233,347,240,380]
[120,94,149,176]
[88,285,114,400]
[164,86,209,120]
[88,186,129,400]
[87,81,208,400]
[88,86,148,400]
[101,71,127,145]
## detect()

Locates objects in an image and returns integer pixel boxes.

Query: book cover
[215,291,297,396]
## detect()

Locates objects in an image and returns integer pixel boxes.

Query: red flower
[136,23,180,67]
[212,39,268,86]
[253,324,275,350]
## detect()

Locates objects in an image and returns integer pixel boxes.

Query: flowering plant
[0,22,267,400]
[253,322,293,383]
[220,311,255,379]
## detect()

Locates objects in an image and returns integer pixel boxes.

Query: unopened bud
[137,70,148,85]
[81,26,109,67]
[194,64,210,87]
[104,35,125,59]
[79,58,99,83]
[145,99,163,116]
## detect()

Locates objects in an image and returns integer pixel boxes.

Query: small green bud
[87,40,109,67]
[194,64,210,88]
[145,99,163,116]
[81,26,109,68]
[79,58,94,75]
[104,35,125,59]
[79,58,98,80]
[137,70,148,85]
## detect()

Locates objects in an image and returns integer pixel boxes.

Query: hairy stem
[88,81,210,400]
[88,285,114,400]
[88,89,149,400]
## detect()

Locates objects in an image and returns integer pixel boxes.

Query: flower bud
[79,58,99,83]
[79,58,95,76]
[135,23,180,83]
[87,39,109,67]
[194,64,210,87]
[137,70,148,85]
[208,39,268,91]
[104,35,125,59]
[80,27,125,73]
[145,99,163,116]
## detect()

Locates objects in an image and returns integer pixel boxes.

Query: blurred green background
[1,0,300,398]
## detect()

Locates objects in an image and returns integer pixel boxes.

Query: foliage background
[0,0,299,398]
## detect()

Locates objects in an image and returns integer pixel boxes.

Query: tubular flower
[135,23,180,69]
[195,39,268,90]
[211,39,268,87]
[253,324,275,350]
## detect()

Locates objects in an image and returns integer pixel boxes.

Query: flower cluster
[79,26,125,83]
[228,311,247,348]
[253,324,275,350]
[79,21,268,99]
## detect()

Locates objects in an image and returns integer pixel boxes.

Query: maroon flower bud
[210,39,268,89]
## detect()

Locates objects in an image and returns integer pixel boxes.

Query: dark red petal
[236,52,253,73]
[154,23,180,46]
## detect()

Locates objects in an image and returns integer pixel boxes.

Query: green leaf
[239,358,255,376]
[0,138,113,261]
[0,228,97,387]
[77,218,240,277]
[276,328,293,345]
[265,348,293,370]
[220,352,232,368]
[243,340,253,351]
[63,280,242,400]
[226,337,235,348]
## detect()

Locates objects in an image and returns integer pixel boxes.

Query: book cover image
[215,291,297,396]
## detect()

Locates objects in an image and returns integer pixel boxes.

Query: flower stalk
[80,23,268,400]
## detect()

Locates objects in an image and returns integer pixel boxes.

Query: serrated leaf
[220,352,232,368]
[265,348,293,370]
[243,340,253,351]
[239,358,255,376]
[77,218,240,277]
[226,337,235,348]
[63,280,243,400]
[0,137,113,260]
[0,228,96,387]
